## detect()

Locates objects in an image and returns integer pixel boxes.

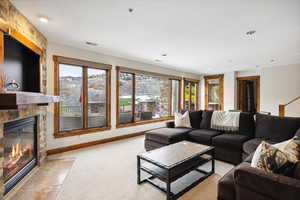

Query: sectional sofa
[144,110,300,200]
[145,110,255,164]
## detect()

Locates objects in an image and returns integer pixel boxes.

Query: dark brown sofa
[218,117,300,200]
[144,110,255,164]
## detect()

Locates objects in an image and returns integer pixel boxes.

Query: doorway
[237,76,260,113]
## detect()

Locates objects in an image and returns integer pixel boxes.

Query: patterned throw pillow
[174,111,191,128]
[284,136,300,162]
[256,141,298,176]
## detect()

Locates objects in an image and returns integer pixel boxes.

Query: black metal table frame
[137,148,215,200]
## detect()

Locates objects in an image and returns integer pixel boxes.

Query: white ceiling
[12,0,300,74]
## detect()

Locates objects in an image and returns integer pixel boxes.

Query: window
[54,56,111,137]
[184,79,199,111]
[171,80,180,116]
[117,67,181,127]
[204,74,224,110]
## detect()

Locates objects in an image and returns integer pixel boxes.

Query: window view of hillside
[119,72,170,123]
[59,64,83,131]
[59,64,107,131]
[119,72,133,124]
[88,68,106,128]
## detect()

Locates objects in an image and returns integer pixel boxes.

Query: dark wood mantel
[0,92,59,110]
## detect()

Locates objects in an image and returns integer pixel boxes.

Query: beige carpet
[11,136,233,200]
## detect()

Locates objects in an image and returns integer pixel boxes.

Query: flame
[9,143,32,162]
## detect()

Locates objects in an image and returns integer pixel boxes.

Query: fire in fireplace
[4,117,37,194]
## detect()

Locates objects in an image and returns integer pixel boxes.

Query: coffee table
[137,141,215,200]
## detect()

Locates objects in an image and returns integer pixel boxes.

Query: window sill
[116,117,174,128]
[54,126,111,138]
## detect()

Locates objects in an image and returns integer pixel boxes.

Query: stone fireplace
[0,0,49,198]
[3,116,37,194]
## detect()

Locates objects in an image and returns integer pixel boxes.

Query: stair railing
[278,96,300,117]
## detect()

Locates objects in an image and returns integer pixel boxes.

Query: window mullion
[83,67,88,129]
[132,73,136,123]
[169,79,172,116]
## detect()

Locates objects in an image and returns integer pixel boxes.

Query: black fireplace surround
[3,116,37,194]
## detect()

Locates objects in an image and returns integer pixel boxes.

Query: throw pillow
[284,136,300,162]
[251,139,293,168]
[255,141,298,176]
[174,111,191,128]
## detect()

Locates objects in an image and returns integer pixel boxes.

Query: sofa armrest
[234,162,300,200]
[166,121,175,128]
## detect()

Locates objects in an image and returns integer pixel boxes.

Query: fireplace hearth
[3,117,37,194]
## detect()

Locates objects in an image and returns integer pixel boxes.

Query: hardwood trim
[9,28,42,55]
[82,67,88,128]
[116,117,174,128]
[178,79,182,111]
[132,74,136,122]
[204,74,224,110]
[180,78,185,110]
[196,83,199,110]
[204,74,224,80]
[54,57,60,133]
[49,128,157,155]
[284,96,300,106]
[53,55,112,70]
[183,78,200,83]
[117,66,182,80]
[0,21,9,32]
[236,76,260,112]
[54,126,112,138]
[0,31,3,72]
[106,69,112,126]
[236,76,260,81]
[116,67,120,125]
[53,56,112,137]
[169,79,172,116]
[279,105,285,117]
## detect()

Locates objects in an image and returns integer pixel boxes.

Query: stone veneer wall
[0,0,47,197]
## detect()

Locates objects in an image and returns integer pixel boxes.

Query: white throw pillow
[251,139,292,167]
[174,111,191,128]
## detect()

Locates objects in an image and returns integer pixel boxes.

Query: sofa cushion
[212,134,250,150]
[243,138,263,156]
[217,167,236,200]
[200,110,214,129]
[238,112,255,137]
[145,128,191,144]
[244,152,254,163]
[188,129,222,145]
[255,114,300,142]
[189,110,202,129]
[181,110,203,129]
[293,162,300,180]
[243,138,277,156]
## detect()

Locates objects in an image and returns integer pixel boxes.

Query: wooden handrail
[284,96,300,106]
[279,96,300,117]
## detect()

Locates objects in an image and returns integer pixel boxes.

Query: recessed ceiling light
[86,41,98,46]
[246,30,256,35]
[129,8,134,13]
[38,16,49,23]
[161,54,167,57]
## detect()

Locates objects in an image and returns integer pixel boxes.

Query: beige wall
[46,42,201,150]
[199,64,300,117]
[237,64,300,116]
